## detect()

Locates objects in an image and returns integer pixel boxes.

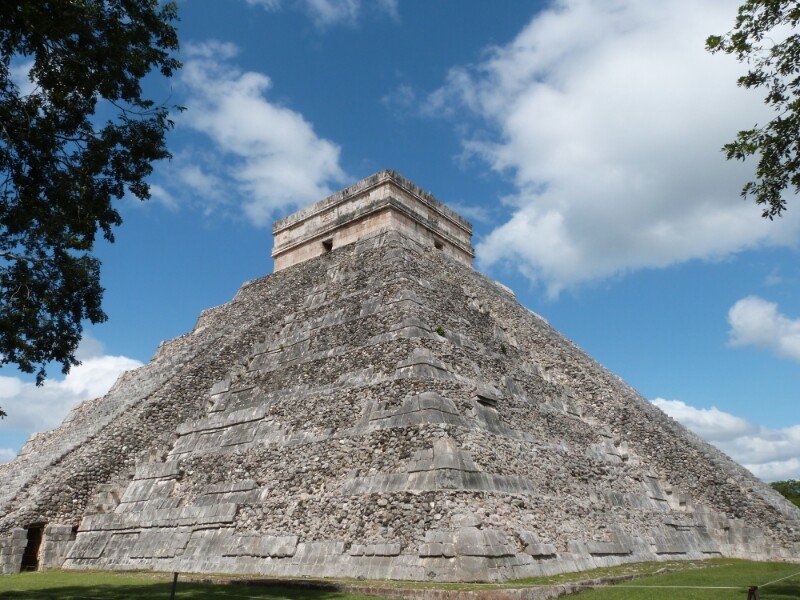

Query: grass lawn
[573,559,800,599]
[0,570,383,599]
[0,561,797,599]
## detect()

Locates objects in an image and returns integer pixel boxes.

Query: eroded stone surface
[272,170,474,271]
[1,184,798,580]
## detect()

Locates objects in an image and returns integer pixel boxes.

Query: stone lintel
[272,170,474,271]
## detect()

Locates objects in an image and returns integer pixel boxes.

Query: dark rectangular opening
[322,239,333,252]
[476,394,498,408]
[434,239,444,250]
[21,523,44,571]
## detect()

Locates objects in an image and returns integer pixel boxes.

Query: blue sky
[2,0,799,480]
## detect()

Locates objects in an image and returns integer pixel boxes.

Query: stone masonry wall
[0,238,351,572]
[272,170,474,271]
[49,230,800,581]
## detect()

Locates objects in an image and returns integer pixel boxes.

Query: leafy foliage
[0,1,181,413]
[707,1,800,218]
[770,479,800,507]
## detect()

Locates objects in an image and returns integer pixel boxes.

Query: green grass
[509,558,729,586]
[0,561,797,599]
[0,570,382,599]
[573,560,800,599]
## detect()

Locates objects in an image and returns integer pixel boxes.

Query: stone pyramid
[1,170,798,581]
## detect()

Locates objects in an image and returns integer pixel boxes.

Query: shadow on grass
[0,581,379,600]
[760,582,800,600]
[575,579,800,600]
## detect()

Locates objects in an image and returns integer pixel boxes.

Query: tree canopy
[0,1,180,416]
[770,479,800,507]
[707,0,800,218]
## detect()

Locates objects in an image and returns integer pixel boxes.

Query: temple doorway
[20,524,44,571]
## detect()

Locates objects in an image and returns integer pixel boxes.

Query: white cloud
[749,459,800,482]
[244,0,397,28]
[184,40,239,61]
[175,165,225,200]
[382,83,417,116]
[763,269,784,287]
[148,183,179,212]
[448,201,493,225]
[301,0,359,26]
[651,398,753,442]
[728,296,800,362]
[429,0,800,296]
[0,336,142,458]
[74,333,106,361]
[377,0,399,21]
[169,40,347,226]
[653,398,800,481]
[9,59,36,97]
[0,448,16,464]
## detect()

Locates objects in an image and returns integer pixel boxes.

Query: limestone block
[120,479,174,504]
[432,439,479,472]
[392,289,423,306]
[68,532,111,559]
[395,349,454,380]
[452,528,516,558]
[130,530,190,558]
[525,543,557,558]
[359,298,382,317]
[362,543,402,557]
[583,533,634,557]
[293,541,346,564]
[368,393,466,430]
[418,392,459,415]
[474,383,501,408]
[517,531,557,558]
[171,435,198,455]
[645,476,669,502]
[223,535,298,558]
[227,385,263,408]
[418,542,457,558]
[134,461,181,480]
[452,513,481,528]
[0,530,26,574]
[204,480,257,494]
[39,525,78,569]
[103,532,140,561]
[210,378,231,396]
[652,530,690,555]
[181,529,233,560]
[43,524,74,541]
[219,422,258,447]
[176,406,266,436]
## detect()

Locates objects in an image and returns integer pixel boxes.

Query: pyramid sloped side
[0,243,344,573]
[52,230,800,581]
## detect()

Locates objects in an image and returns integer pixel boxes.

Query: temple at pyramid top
[272,170,475,271]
